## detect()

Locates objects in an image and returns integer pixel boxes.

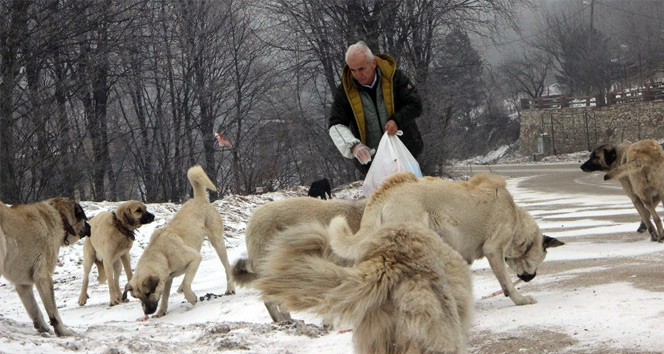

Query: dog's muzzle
[142,300,159,315]
[141,212,156,224]
[518,272,536,282]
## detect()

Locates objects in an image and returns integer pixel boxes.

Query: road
[455,162,625,196]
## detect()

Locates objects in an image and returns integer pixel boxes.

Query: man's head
[346,41,377,86]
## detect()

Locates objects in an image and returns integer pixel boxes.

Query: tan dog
[232,197,366,322]
[604,139,664,242]
[0,197,91,336]
[257,218,473,354]
[78,200,155,306]
[124,165,235,317]
[580,140,652,234]
[353,172,563,306]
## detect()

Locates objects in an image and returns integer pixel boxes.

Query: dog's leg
[209,235,236,295]
[120,253,133,282]
[483,241,536,306]
[264,301,292,322]
[15,284,51,334]
[154,277,173,318]
[644,203,664,242]
[78,250,95,306]
[33,275,75,336]
[111,259,123,305]
[620,178,655,236]
[180,252,202,304]
[102,258,120,306]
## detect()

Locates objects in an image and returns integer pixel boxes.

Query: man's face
[347,52,377,86]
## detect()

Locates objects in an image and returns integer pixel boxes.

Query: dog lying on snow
[354,172,564,306]
[232,196,366,322]
[124,165,235,317]
[0,197,91,336]
[256,217,473,354]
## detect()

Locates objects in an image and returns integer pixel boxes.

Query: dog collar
[112,212,136,241]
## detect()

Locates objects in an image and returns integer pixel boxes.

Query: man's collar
[359,69,378,89]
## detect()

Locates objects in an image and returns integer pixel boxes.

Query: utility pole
[585,0,595,99]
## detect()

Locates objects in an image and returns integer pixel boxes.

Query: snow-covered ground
[2,160,664,353]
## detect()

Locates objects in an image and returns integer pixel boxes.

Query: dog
[307,178,332,199]
[0,197,91,336]
[256,218,473,354]
[352,172,564,306]
[232,196,366,322]
[124,165,235,317]
[603,139,664,242]
[78,200,155,307]
[581,141,654,235]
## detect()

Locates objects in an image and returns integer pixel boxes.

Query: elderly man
[328,41,424,174]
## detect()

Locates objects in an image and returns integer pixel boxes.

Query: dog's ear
[144,276,159,294]
[123,283,133,300]
[604,147,617,165]
[543,235,564,249]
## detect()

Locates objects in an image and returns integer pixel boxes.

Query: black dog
[308,178,332,200]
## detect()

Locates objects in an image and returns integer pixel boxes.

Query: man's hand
[385,120,398,135]
[352,143,372,164]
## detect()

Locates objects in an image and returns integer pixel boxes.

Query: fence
[520,82,664,110]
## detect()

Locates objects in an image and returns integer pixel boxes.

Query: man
[328,41,424,174]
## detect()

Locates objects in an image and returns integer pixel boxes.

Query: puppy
[124,165,235,317]
[0,197,91,336]
[257,217,473,354]
[308,178,332,199]
[78,200,155,306]
[232,197,366,322]
[604,139,664,241]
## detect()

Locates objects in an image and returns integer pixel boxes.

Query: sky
[2,154,664,353]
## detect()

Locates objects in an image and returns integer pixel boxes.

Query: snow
[2,166,664,353]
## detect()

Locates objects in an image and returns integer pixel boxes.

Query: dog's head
[504,209,564,282]
[580,144,617,172]
[124,270,164,315]
[116,200,155,229]
[49,197,91,245]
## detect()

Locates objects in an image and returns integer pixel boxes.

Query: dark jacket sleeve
[328,84,354,130]
[390,69,423,129]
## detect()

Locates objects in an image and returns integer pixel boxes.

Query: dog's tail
[187,165,216,200]
[231,258,258,286]
[604,158,648,181]
[96,260,107,283]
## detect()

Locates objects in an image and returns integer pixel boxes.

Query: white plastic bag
[362,132,423,197]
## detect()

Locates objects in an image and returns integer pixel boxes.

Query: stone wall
[520,101,664,157]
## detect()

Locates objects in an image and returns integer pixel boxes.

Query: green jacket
[329,54,424,158]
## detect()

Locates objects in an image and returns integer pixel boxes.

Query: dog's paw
[153,311,166,318]
[54,326,76,337]
[512,295,537,306]
[224,289,236,296]
[77,295,88,306]
[185,291,198,305]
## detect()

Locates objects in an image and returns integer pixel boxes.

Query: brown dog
[78,200,155,307]
[124,165,235,318]
[581,141,657,237]
[0,197,91,336]
[232,197,366,322]
[603,139,664,242]
[257,218,473,354]
[350,172,563,306]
